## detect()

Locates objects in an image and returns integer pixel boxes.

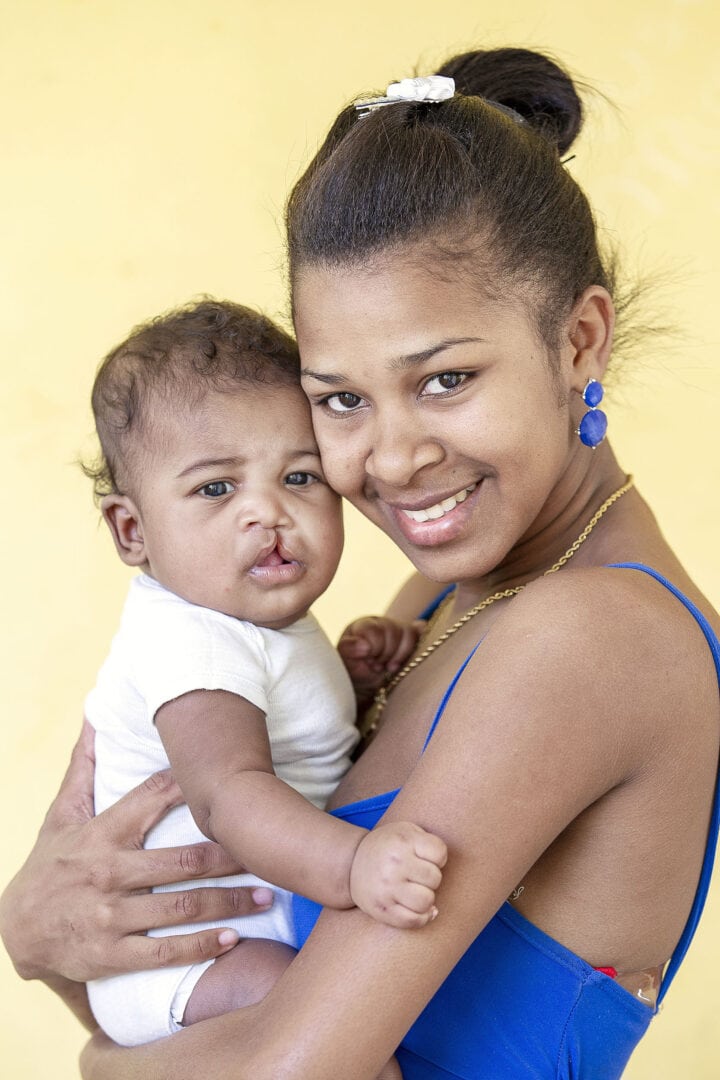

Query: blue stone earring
[577,378,607,448]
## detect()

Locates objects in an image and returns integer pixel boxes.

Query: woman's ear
[564,286,615,392]
[100,494,148,567]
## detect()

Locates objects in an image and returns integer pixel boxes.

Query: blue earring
[577,379,607,448]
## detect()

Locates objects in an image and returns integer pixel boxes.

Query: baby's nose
[239,492,290,530]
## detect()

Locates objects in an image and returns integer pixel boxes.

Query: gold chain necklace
[360,476,634,741]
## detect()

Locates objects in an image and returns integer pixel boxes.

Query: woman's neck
[453,446,629,609]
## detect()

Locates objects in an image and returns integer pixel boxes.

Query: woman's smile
[381,481,482,546]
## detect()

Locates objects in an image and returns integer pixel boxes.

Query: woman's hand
[0,721,273,984]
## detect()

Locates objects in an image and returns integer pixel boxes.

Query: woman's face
[294,255,580,585]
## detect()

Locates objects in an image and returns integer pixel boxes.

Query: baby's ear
[100,494,147,567]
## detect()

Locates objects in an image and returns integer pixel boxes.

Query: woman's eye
[198,480,234,498]
[323,391,365,413]
[423,372,468,395]
[285,472,316,487]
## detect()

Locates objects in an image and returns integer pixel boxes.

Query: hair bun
[436,47,583,155]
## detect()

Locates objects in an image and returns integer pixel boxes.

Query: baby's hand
[349,821,447,928]
[338,617,423,698]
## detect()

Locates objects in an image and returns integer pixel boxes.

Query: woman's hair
[83,298,300,500]
[286,47,609,351]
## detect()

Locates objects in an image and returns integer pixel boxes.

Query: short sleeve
[128,591,270,722]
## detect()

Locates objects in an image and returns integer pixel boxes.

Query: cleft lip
[246,533,304,581]
[275,535,300,565]
[251,532,280,566]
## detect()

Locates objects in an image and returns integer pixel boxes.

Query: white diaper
[88,883,295,1046]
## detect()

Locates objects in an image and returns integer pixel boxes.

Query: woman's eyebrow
[390,336,487,370]
[300,369,347,385]
[301,337,486,384]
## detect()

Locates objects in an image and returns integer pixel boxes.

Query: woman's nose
[365,414,444,488]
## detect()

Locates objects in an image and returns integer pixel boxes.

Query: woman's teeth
[401,484,476,523]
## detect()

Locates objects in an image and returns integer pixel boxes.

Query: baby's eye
[198,480,234,498]
[285,472,316,487]
[323,391,365,413]
[423,372,468,395]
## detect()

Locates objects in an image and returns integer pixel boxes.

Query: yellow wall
[1,2,718,1075]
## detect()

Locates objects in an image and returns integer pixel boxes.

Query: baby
[83,299,445,1057]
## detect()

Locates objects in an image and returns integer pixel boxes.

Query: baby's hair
[83,298,300,500]
[286,48,611,354]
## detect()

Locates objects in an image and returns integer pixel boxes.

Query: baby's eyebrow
[176,456,244,479]
[176,449,321,480]
[290,448,323,460]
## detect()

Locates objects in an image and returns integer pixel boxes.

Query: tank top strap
[417,583,456,622]
[608,562,720,1003]
[421,640,482,753]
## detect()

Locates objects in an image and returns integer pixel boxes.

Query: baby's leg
[183,940,403,1079]
[182,938,296,1025]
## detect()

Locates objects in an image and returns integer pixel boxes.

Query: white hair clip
[355,75,455,115]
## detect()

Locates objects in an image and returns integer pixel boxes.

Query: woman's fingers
[94,770,185,847]
[118,841,245,891]
[0,733,275,984]
[106,926,244,976]
[119,885,274,934]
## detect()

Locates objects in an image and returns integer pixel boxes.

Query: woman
[3,47,719,1079]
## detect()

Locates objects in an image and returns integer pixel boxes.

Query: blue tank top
[293,564,720,1079]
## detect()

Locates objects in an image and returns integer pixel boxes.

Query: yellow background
[1,1,719,1075]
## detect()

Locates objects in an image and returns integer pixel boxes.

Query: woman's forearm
[46,976,98,1033]
[79,911,422,1080]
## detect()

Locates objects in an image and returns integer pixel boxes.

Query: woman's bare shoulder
[410,564,718,814]
[385,564,718,917]
[488,561,717,677]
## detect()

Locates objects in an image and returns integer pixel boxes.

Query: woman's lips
[385,481,482,546]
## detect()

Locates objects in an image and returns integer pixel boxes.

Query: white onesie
[86,574,357,1046]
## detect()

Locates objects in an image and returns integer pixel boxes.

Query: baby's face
[132,384,343,628]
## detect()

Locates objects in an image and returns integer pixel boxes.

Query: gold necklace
[360,476,634,741]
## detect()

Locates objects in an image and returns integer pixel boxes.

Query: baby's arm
[155,690,446,928]
[338,616,423,701]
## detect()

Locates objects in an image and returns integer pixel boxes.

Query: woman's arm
[80,574,663,1079]
[0,721,273,986]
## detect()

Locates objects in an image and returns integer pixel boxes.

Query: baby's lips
[254,546,285,569]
